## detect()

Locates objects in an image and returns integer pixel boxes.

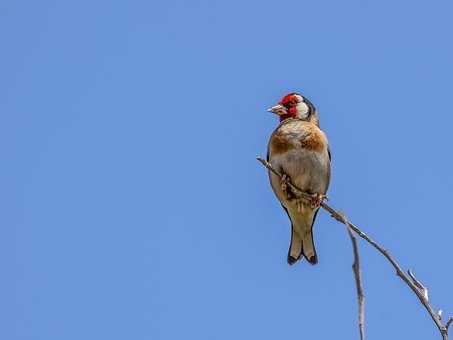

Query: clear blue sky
[4,1,453,339]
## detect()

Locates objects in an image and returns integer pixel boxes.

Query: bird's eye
[286,100,296,107]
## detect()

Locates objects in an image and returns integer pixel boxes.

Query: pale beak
[267,104,287,115]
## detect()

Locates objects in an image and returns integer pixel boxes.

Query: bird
[266,92,331,265]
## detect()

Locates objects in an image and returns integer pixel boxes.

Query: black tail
[287,224,303,265]
[286,208,319,266]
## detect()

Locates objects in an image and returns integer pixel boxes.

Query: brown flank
[299,126,325,152]
[269,133,294,155]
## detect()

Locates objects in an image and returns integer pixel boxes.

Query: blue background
[5,1,453,339]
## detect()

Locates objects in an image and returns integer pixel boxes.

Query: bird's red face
[267,93,311,122]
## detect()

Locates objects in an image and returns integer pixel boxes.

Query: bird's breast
[268,120,328,156]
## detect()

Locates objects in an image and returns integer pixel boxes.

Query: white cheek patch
[294,94,304,102]
[296,102,309,118]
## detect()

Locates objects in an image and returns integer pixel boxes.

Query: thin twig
[347,225,366,340]
[447,317,453,331]
[257,157,451,340]
[408,269,429,300]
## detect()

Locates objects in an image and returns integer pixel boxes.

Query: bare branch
[257,157,451,340]
[347,226,366,340]
[408,269,429,300]
[447,317,453,331]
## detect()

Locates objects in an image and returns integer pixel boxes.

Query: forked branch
[257,157,451,340]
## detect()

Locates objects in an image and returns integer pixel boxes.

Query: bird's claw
[281,174,325,208]
[280,174,294,199]
[310,193,326,209]
[280,174,288,192]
